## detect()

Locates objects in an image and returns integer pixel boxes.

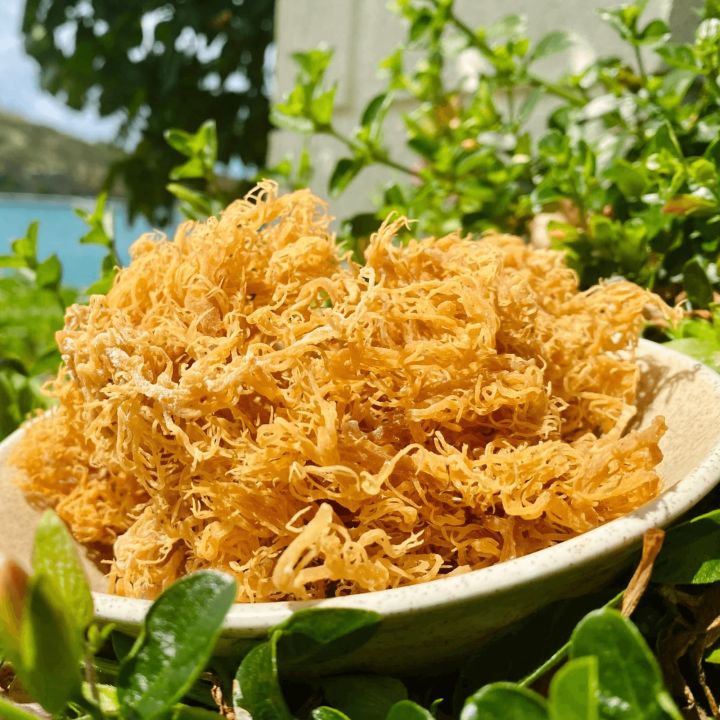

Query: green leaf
[275,608,381,668]
[637,19,670,43]
[652,509,720,584]
[0,696,45,720]
[604,160,648,199]
[548,657,599,720]
[0,559,28,667]
[387,700,435,720]
[329,157,362,196]
[233,639,292,720]
[569,609,681,720]
[646,122,682,158]
[312,86,337,127]
[86,269,116,296]
[32,510,93,642]
[706,646,720,664]
[75,193,113,248]
[19,575,82,714]
[663,193,717,217]
[0,255,26,269]
[197,120,218,167]
[34,254,63,290]
[118,571,236,720]
[166,183,214,219]
[683,257,714,308]
[486,14,526,42]
[656,44,698,71]
[292,47,333,83]
[169,156,206,180]
[409,11,433,43]
[529,31,572,62]
[312,708,351,720]
[321,675,408,720]
[164,128,195,156]
[270,108,316,133]
[461,683,548,720]
[11,221,39,269]
[361,93,389,127]
[518,87,543,125]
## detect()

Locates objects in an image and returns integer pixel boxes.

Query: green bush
[273,0,720,309]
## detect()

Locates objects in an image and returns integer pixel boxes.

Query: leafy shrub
[273,0,720,308]
[4,508,720,718]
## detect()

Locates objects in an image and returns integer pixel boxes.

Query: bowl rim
[5,339,720,630]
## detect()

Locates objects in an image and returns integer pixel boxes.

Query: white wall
[270,0,699,222]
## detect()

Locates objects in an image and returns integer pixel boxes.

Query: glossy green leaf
[312,707,351,720]
[19,574,82,714]
[320,675,407,720]
[548,657,599,720]
[361,93,389,128]
[461,683,548,720]
[31,510,93,641]
[329,157,362,196]
[706,646,720,664]
[652,509,720,584]
[275,607,381,668]
[387,699,435,720]
[233,639,292,720]
[118,571,236,720]
[569,609,681,720]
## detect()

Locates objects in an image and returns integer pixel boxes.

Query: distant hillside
[0,110,121,196]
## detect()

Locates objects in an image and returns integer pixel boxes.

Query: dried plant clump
[13,181,672,601]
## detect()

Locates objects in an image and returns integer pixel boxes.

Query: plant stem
[518,640,571,688]
[84,654,100,707]
[527,76,586,106]
[326,127,417,177]
[633,44,648,84]
[518,590,624,687]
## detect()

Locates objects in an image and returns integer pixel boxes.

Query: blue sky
[0,0,121,142]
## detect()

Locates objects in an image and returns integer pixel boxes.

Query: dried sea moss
[12,181,671,601]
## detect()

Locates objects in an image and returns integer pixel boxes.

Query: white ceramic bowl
[2,339,720,674]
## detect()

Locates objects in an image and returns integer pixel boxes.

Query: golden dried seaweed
[12,180,673,601]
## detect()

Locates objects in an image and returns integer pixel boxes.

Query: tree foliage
[22,0,275,223]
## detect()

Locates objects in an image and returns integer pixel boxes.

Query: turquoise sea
[0,194,158,287]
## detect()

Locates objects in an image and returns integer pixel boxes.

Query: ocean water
[0,194,159,287]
